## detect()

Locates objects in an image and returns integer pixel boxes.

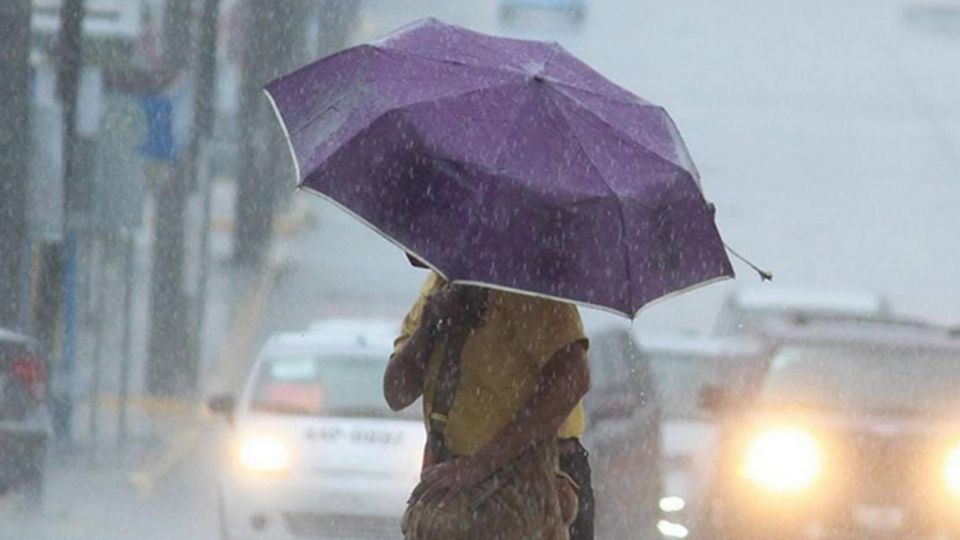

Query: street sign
[92,92,147,232]
[31,0,142,40]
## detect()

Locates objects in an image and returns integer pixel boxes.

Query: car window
[761,344,960,416]
[250,353,419,420]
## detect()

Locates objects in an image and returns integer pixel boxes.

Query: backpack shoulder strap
[423,325,470,465]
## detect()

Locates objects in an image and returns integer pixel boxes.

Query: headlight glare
[237,435,290,473]
[945,446,960,496]
[741,427,821,493]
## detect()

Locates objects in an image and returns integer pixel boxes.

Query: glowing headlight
[659,496,686,513]
[741,427,821,493]
[945,446,960,496]
[237,435,290,473]
[657,519,689,539]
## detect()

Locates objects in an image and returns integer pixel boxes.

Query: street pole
[0,0,33,329]
[55,0,87,446]
[146,0,194,397]
[191,0,222,379]
[233,0,311,266]
[317,0,361,56]
[118,231,134,447]
[233,0,274,266]
[87,237,106,462]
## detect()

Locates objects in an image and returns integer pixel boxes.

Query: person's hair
[454,285,489,330]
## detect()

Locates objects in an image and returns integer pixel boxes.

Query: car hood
[235,414,426,480]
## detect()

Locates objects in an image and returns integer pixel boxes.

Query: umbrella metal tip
[533,74,546,82]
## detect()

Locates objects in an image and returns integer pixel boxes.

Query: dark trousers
[559,438,594,540]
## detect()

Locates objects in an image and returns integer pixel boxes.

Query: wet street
[5,0,960,538]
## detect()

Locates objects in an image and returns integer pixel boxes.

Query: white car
[210,320,425,540]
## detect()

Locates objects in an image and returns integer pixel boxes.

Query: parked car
[0,327,49,507]
[581,314,661,539]
[498,0,587,23]
[641,334,762,540]
[713,286,891,336]
[701,319,960,539]
[210,319,424,540]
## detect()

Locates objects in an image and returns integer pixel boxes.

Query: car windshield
[648,352,724,420]
[761,344,960,416]
[250,354,418,420]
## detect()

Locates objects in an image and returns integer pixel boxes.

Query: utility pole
[233,0,311,266]
[189,0,221,382]
[53,0,86,445]
[146,0,194,396]
[0,0,33,329]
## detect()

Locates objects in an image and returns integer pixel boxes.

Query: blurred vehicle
[641,334,762,540]
[498,0,586,23]
[713,286,891,336]
[581,315,661,539]
[210,319,424,540]
[0,327,49,507]
[307,318,398,343]
[701,319,960,540]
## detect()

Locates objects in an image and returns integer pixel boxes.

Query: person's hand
[410,456,494,503]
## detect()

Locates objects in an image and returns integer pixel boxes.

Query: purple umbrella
[265,18,734,317]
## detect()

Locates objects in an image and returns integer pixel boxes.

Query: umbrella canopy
[265,18,734,317]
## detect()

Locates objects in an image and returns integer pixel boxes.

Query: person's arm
[383,279,462,411]
[414,341,589,500]
[383,322,437,411]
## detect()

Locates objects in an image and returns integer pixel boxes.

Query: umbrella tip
[723,242,773,282]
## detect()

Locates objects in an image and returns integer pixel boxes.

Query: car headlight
[741,427,822,493]
[237,435,290,473]
[657,519,689,539]
[945,446,960,496]
[659,496,686,513]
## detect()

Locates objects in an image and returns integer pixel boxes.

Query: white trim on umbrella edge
[262,89,734,319]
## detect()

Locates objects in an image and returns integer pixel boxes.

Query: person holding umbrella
[265,18,738,539]
[387,270,589,538]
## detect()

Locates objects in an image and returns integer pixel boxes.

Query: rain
[1,1,959,539]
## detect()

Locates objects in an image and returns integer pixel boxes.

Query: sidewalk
[0,179,312,540]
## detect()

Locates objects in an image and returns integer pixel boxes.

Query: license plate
[851,505,905,531]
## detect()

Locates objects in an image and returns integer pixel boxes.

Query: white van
[211,320,424,540]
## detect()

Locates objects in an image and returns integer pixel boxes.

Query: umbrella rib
[291,46,520,148]
[540,45,655,107]
[297,81,527,179]
[549,87,691,173]
[376,44,530,80]
[545,89,635,312]
[549,78,656,109]
[490,87,539,173]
